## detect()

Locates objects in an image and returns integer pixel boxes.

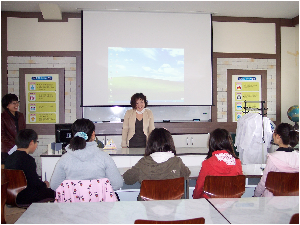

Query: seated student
[123,128,191,200]
[193,128,243,199]
[5,129,55,205]
[50,118,123,191]
[254,123,299,197]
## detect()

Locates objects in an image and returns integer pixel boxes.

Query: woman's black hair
[69,118,95,151]
[275,123,299,148]
[206,128,238,159]
[2,93,18,110]
[130,93,148,109]
[15,129,38,148]
[145,128,176,156]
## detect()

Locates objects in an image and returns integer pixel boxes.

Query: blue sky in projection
[108,48,184,82]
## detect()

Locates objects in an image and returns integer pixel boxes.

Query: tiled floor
[4,205,26,224]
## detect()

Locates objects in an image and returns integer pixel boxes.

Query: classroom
[1,1,299,224]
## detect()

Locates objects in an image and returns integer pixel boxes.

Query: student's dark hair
[130,93,148,109]
[207,128,238,159]
[69,118,95,151]
[275,123,299,148]
[2,93,18,109]
[15,129,38,148]
[145,128,176,156]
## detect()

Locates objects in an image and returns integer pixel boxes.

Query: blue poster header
[32,76,52,80]
[238,77,256,81]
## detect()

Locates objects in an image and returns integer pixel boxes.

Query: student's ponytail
[69,132,88,150]
[275,123,299,148]
[69,118,95,151]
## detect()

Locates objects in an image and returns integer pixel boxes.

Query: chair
[55,179,118,203]
[139,177,185,201]
[2,169,28,208]
[134,217,205,224]
[289,213,299,224]
[265,172,299,196]
[203,175,246,198]
[3,169,54,208]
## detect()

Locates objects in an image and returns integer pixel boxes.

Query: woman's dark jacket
[1,110,26,153]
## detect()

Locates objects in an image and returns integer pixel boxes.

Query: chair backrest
[55,179,118,203]
[2,169,27,207]
[290,213,299,224]
[134,217,205,224]
[203,175,245,198]
[265,172,299,196]
[139,177,185,201]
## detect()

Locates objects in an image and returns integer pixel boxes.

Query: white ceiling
[1,1,299,19]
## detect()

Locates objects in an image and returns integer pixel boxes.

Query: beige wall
[7,17,81,51]
[281,25,299,124]
[6,17,299,123]
[213,22,276,54]
[7,17,299,123]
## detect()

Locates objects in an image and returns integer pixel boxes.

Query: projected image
[108,47,184,104]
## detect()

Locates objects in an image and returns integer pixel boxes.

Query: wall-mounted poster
[25,74,59,124]
[232,75,261,122]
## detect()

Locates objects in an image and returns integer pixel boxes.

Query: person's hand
[44,180,50,188]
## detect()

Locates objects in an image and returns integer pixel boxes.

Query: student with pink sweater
[254,123,299,197]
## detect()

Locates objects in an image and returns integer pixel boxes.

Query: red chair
[289,213,299,224]
[2,169,28,208]
[3,169,54,208]
[203,175,245,198]
[265,172,299,196]
[140,177,185,201]
[134,217,205,224]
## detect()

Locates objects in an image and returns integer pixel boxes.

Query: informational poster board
[25,74,59,124]
[232,75,261,122]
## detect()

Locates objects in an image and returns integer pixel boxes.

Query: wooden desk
[207,196,299,224]
[15,199,229,224]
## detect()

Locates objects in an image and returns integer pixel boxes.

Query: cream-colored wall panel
[213,22,276,54]
[281,26,299,124]
[7,18,81,51]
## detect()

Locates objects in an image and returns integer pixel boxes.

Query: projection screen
[82,11,212,106]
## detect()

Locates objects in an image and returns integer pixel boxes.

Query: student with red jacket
[193,128,243,199]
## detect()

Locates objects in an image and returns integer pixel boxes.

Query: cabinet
[97,134,209,148]
[172,134,209,148]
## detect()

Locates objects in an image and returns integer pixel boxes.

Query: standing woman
[254,123,299,197]
[1,94,26,164]
[121,93,155,148]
